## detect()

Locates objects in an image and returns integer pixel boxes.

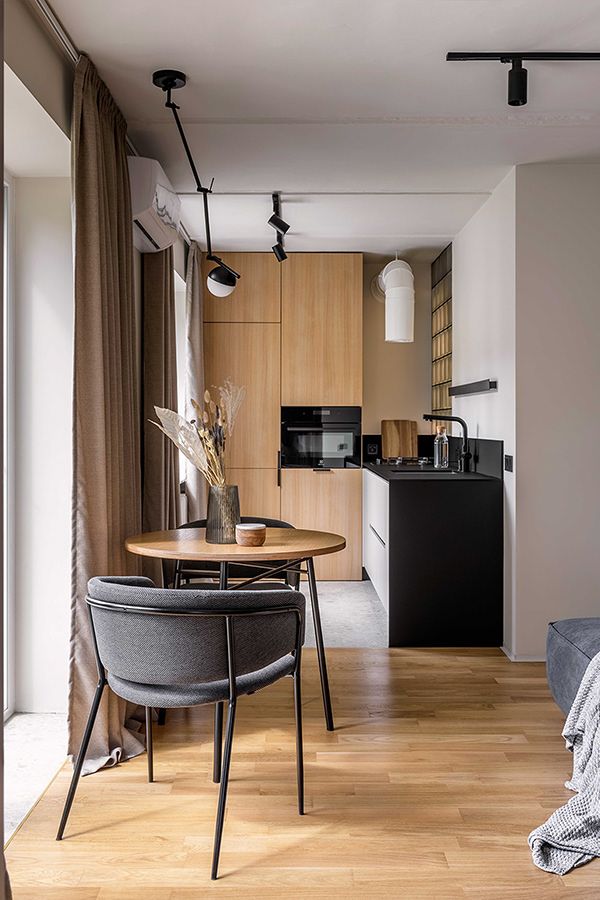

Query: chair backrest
[177,517,298,583]
[87,576,304,687]
[181,516,295,530]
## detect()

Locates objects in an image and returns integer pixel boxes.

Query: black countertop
[363,462,499,482]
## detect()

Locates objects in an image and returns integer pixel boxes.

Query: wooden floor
[6,648,600,898]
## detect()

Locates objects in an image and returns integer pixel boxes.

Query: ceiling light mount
[446,52,600,106]
[152,69,187,92]
[153,69,240,296]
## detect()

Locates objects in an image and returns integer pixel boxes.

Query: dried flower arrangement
[153,378,246,486]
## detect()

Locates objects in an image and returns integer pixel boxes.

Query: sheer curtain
[184,241,207,520]
[142,246,180,582]
[68,54,145,773]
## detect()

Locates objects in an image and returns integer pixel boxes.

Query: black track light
[272,242,287,262]
[446,52,600,107]
[268,212,290,234]
[507,59,527,106]
[269,192,289,262]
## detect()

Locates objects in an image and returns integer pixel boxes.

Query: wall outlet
[504,454,514,473]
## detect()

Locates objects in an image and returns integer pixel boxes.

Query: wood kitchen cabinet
[281,468,362,580]
[226,468,281,519]
[281,253,363,405]
[202,252,281,323]
[204,322,280,470]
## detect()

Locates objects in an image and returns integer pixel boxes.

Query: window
[3,176,15,720]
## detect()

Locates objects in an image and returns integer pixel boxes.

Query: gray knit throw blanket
[529,650,600,874]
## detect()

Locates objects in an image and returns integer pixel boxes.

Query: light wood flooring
[6,648,600,898]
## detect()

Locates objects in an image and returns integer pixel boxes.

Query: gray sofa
[547,618,600,714]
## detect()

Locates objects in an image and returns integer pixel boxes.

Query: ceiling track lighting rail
[152,69,240,296]
[268,192,289,262]
[446,51,600,106]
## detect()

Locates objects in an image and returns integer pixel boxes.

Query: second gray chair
[56,576,305,881]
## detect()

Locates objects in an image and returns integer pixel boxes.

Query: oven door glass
[283,426,358,467]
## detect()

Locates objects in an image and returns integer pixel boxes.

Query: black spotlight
[508,59,528,106]
[272,242,287,262]
[267,212,290,234]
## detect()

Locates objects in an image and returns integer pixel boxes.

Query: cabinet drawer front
[363,469,389,545]
[364,522,389,612]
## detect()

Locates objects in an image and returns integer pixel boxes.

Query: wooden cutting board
[381,419,418,459]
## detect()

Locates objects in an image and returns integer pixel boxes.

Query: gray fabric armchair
[57,576,305,880]
[547,618,600,714]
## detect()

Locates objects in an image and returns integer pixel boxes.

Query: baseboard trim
[501,645,546,663]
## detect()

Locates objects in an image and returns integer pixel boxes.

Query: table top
[125,527,346,562]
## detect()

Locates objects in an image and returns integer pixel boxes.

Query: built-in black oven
[280,407,361,469]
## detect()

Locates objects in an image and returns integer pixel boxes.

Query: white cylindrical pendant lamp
[375,259,415,342]
[385,285,415,343]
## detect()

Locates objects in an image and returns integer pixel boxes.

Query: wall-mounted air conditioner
[128,156,181,253]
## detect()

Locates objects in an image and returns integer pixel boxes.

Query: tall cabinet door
[202,252,281,323]
[204,321,281,518]
[281,468,362,580]
[281,253,363,406]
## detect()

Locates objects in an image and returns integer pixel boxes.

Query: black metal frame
[56,594,304,881]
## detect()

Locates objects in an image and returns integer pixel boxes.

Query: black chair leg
[293,672,304,815]
[157,708,167,726]
[213,701,224,783]
[56,679,105,840]
[146,706,154,783]
[211,700,237,880]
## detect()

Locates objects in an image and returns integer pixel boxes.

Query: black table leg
[219,562,229,590]
[306,557,334,731]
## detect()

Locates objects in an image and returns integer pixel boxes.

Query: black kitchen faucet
[423,414,472,473]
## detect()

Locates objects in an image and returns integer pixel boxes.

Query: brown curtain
[184,241,207,521]
[142,247,179,582]
[68,55,145,774]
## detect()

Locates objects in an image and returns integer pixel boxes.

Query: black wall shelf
[449,379,498,397]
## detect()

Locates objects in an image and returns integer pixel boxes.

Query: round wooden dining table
[125,527,346,731]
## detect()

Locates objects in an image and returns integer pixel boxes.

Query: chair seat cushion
[547,618,600,714]
[108,653,296,708]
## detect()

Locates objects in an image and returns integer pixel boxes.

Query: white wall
[452,169,516,655]
[363,259,431,435]
[453,163,600,659]
[13,177,73,712]
[514,164,600,658]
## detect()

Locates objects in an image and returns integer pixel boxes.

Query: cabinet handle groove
[369,524,386,547]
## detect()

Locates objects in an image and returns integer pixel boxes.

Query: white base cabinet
[362,469,389,611]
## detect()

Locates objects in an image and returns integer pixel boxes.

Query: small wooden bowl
[235,523,266,547]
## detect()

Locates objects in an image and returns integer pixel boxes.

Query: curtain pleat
[142,247,180,583]
[184,242,207,521]
[68,55,144,774]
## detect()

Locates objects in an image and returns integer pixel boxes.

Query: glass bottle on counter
[434,425,449,469]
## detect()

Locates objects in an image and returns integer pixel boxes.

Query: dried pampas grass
[152,378,246,487]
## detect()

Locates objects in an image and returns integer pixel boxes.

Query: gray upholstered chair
[56,576,305,880]
[172,516,301,590]
[547,618,600,714]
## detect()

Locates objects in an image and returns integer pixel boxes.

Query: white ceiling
[51,0,600,255]
[3,64,70,177]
